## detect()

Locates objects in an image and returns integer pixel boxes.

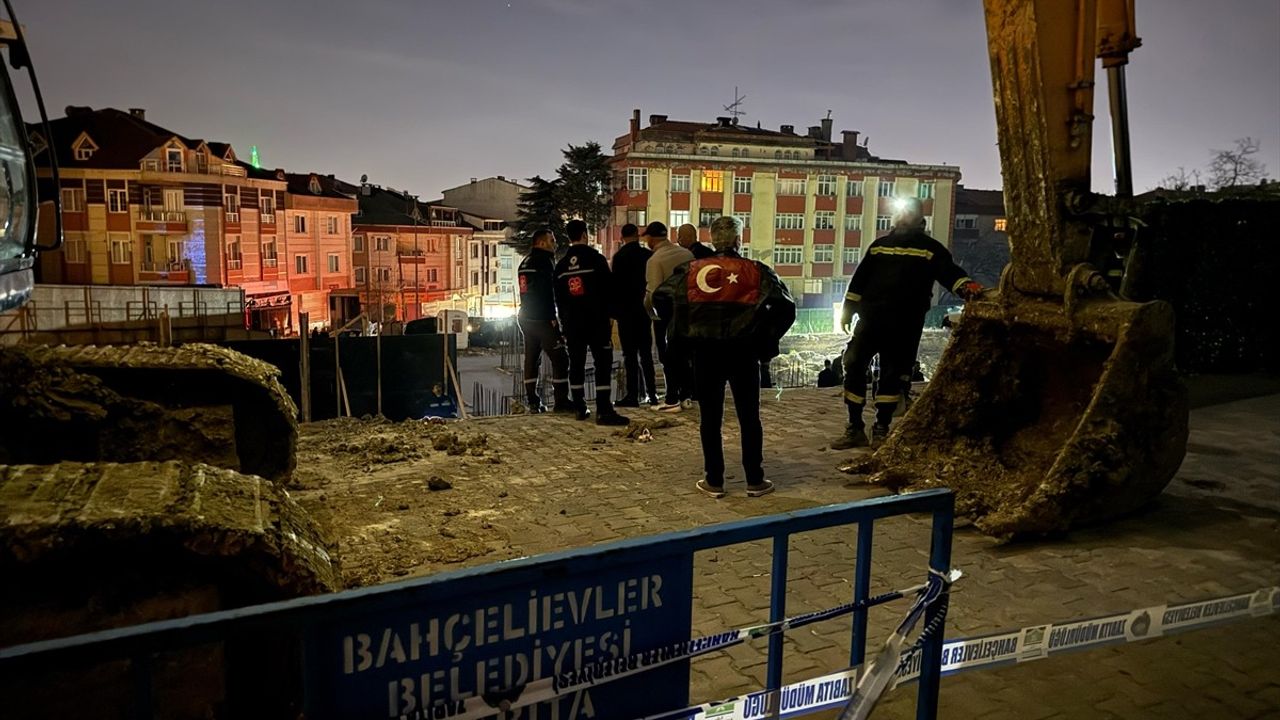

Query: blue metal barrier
[0,489,954,720]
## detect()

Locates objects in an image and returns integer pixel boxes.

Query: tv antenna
[723,87,747,120]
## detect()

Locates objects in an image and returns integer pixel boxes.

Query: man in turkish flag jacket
[653,216,796,500]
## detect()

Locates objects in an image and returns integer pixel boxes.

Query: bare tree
[1157,166,1201,191]
[1208,137,1267,189]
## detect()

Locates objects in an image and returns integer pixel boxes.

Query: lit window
[843,247,862,265]
[64,236,87,263]
[777,179,807,196]
[226,237,242,269]
[775,213,805,230]
[918,182,935,200]
[627,168,648,191]
[813,244,835,263]
[669,210,690,228]
[994,217,1008,231]
[700,171,724,192]
[109,234,132,264]
[107,189,128,213]
[844,215,863,231]
[61,187,85,212]
[816,176,837,196]
[877,180,895,197]
[733,212,751,229]
[733,175,753,194]
[876,215,892,231]
[846,180,864,197]
[328,253,340,273]
[670,174,691,193]
[814,211,836,230]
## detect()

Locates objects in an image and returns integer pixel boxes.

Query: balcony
[138,259,192,284]
[264,257,278,268]
[226,211,241,223]
[260,213,276,226]
[142,209,186,223]
[227,259,243,270]
[139,158,248,183]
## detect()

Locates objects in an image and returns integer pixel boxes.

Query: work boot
[831,424,869,450]
[552,402,577,415]
[527,400,547,414]
[871,423,891,445]
[595,391,630,426]
[571,389,591,421]
[614,395,640,408]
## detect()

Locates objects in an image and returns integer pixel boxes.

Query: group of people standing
[515,196,981,499]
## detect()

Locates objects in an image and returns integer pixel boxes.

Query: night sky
[16,0,1280,196]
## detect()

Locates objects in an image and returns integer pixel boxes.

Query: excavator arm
[845,0,1187,538]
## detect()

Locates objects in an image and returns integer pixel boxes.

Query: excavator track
[0,343,298,482]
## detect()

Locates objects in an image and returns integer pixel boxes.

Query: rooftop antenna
[723,86,746,120]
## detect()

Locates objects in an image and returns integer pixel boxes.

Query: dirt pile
[298,416,494,475]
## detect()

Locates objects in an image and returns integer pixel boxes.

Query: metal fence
[0,491,956,720]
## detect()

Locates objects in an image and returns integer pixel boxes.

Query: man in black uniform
[554,219,630,426]
[516,228,571,413]
[677,222,716,259]
[831,197,983,449]
[610,223,659,407]
[654,216,795,498]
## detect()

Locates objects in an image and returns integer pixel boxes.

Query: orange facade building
[30,107,357,332]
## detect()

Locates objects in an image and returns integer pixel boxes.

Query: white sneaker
[657,401,683,413]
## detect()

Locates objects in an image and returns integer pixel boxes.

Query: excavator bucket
[844,290,1187,538]
[844,0,1190,537]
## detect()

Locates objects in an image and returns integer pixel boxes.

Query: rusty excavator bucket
[846,0,1188,537]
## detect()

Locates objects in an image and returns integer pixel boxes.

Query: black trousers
[617,314,657,400]
[654,317,693,403]
[565,321,615,406]
[842,314,924,428]
[518,317,569,405]
[694,344,764,487]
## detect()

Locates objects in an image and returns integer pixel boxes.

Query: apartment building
[442,176,526,318]
[28,106,357,333]
[609,110,962,309]
[348,184,471,321]
[283,173,359,330]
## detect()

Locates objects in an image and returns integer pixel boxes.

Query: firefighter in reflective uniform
[832,197,984,449]
[516,228,571,413]
[554,219,630,426]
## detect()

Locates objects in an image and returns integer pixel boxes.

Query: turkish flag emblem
[686,257,760,304]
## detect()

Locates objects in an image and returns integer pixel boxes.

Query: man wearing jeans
[642,221,695,411]
[653,216,795,498]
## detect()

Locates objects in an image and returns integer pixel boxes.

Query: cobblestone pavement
[292,388,1280,719]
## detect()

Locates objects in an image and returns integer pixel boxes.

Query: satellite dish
[360,173,368,183]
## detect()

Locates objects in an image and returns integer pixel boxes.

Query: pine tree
[556,142,612,236]
[509,175,565,255]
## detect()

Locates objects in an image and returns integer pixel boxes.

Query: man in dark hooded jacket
[653,215,795,498]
